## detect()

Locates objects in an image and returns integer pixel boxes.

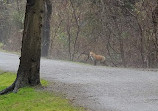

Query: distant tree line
[1,0,158,68]
[49,0,158,68]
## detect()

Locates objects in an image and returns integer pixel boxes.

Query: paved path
[1,51,158,111]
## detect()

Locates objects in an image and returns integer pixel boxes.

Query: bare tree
[41,0,52,57]
[0,0,44,95]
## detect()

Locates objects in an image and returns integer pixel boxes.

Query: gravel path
[1,51,158,111]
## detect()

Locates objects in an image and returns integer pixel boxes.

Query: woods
[0,0,158,68]
[1,1,158,110]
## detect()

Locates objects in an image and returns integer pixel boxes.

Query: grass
[0,43,3,49]
[0,72,86,111]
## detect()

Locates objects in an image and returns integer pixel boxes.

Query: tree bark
[0,0,44,95]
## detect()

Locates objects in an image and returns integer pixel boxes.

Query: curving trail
[1,51,158,111]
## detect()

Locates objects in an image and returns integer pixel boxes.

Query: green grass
[0,72,85,111]
[0,42,3,49]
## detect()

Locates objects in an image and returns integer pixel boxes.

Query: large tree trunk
[0,0,44,95]
[41,0,52,57]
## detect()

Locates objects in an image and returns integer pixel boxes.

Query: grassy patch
[0,72,85,111]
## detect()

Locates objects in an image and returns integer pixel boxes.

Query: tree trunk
[0,0,44,95]
[152,1,158,67]
[41,0,52,57]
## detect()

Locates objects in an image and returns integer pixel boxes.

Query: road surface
[1,51,158,111]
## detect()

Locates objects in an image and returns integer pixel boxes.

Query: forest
[0,0,158,68]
